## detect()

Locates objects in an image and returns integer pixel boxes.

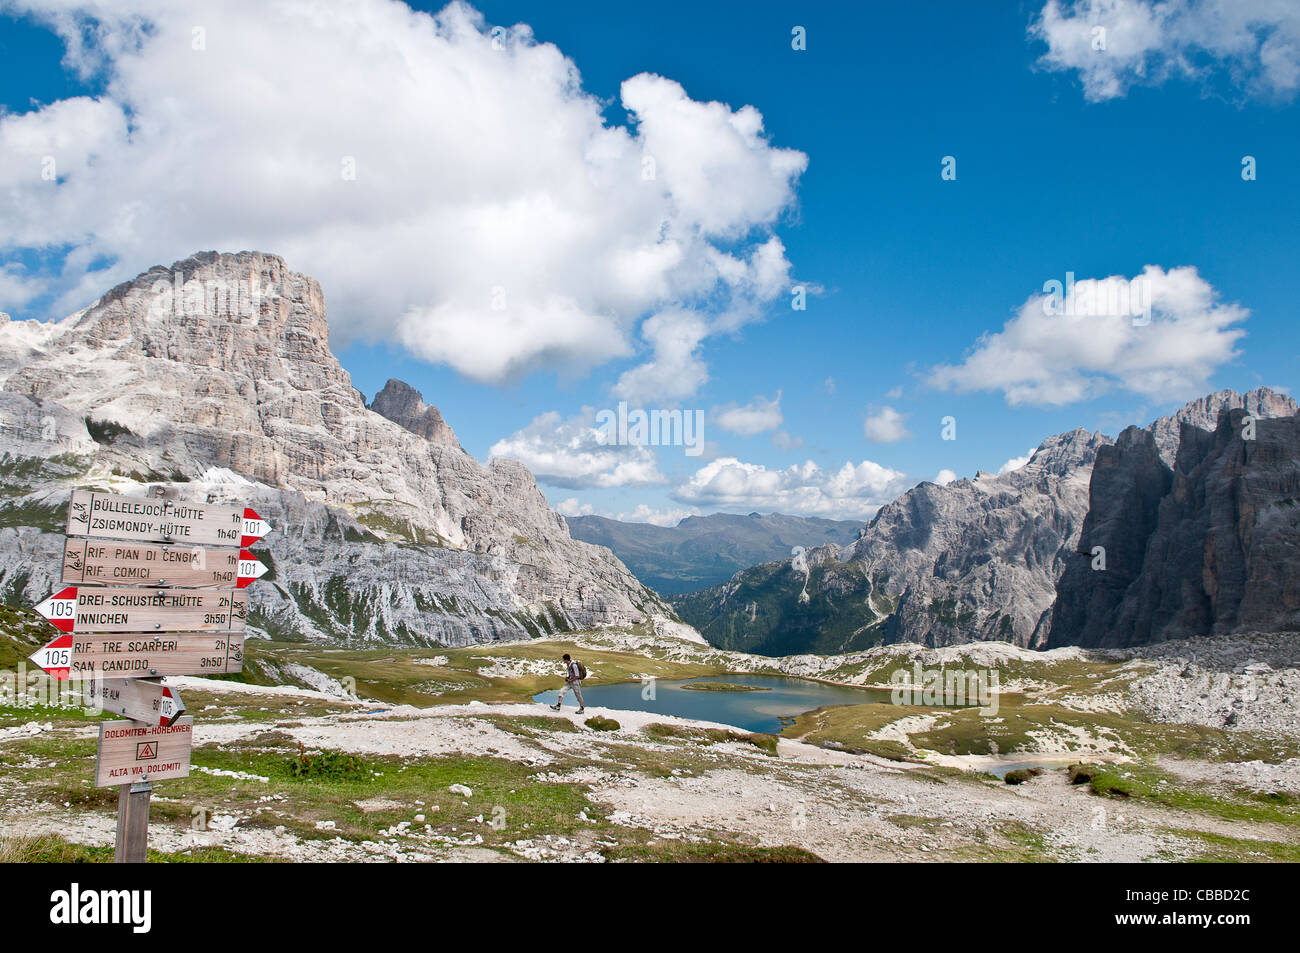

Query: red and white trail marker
[34,587,77,633]
[29,632,73,680]
[236,548,270,587]
[241,510,270,548]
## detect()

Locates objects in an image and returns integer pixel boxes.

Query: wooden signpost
[31,632,245,679]
[95,717,195,786]
[29,486,271,863]
[61,539,269,589]
[34,586,248,634]
[84,678,186,727]
[65,489,270,548]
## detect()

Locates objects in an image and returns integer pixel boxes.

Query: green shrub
[1068,763,1097,785]
[742,732,779,755]
[85,417,133,444]
[286,744,370,782]
[584,716,620,732]
[1003,767,1042,785]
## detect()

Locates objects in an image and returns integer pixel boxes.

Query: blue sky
[1,0,1297,524]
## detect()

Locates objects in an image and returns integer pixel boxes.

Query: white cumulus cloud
[614,504,699,526]
[1031,0,1300,101]
[713,391,783,436]
[0,0,806,397]
[554,498,595,518]
[926,266,1247,406]
[772,429,803,451]
[998,449,1037,474]
[934,469,958,486]
[863,405,911,443]
[672,456,908,520]
[489,409,666,489]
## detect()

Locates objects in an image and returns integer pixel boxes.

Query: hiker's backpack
[576,660,587,680]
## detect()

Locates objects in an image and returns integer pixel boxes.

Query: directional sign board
[35,586,247,634]
[61,539,269,589]
[84,678,185,727]
[31,632,245,680]
[65,489,270,548]
[95,717,194,787]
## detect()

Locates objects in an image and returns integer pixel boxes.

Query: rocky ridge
[0,251,669,645]
[674,388,1298,655]
[673,427,1110,653]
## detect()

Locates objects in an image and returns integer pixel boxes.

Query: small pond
[532,673,895,734]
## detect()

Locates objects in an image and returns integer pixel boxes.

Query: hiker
[549,653,585,713]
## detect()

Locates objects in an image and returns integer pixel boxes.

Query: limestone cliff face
[1047,427,1173,647]
[0,251,669,645]
[1049,407,1300,648]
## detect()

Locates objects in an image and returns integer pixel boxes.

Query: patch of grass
[783,702,929,762]
[0,833,278,863]
[948,819,1057,862]
[680,681,769,693]
[584,716,620,732]
[172,741,600,851]
[483,714,581,737]
[603,838,823,862]
[1164,828,1300,863]
[0,700,108,727]
[642,722,777,756]
[1087,764,1300,826]
[0,498,66,535]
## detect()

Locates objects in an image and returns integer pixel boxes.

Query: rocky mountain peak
[1146,386,1297,467]
[0,251,668,645]
[1020,427,1111,477]
[369,379,460,448]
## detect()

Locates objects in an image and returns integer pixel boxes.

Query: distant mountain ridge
[672,427,1110,655]
[567,512,863,594]
[673,388,1297,655]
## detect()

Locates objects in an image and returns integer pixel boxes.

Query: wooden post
[114,780,152,863]
[33,485,270,862]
